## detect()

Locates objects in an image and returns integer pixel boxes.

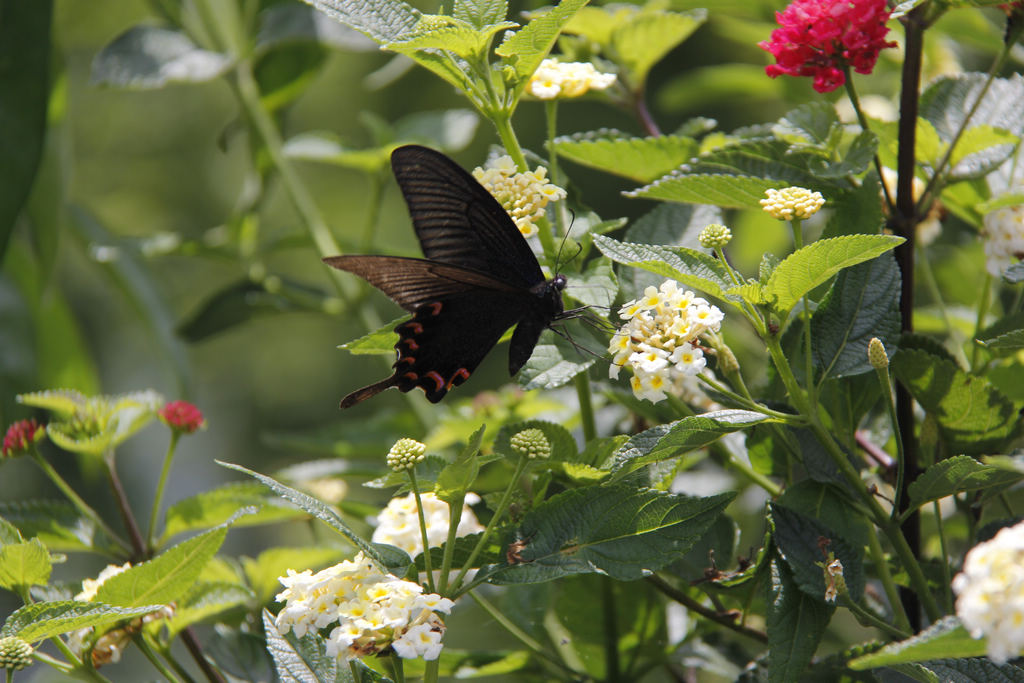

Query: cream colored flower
[371,491,483,557]
[982,199,1024,277]
[761,186,825,220]
[473,156,566,238]
[526,58,616,100]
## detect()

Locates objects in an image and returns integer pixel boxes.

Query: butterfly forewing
[391,145,546,290]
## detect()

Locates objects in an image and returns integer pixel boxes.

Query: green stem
[840,594,910,640]
[574,374,597,442]
[790,217,817,407]
[469,590,580,675]
[408,470,436,594]
[545,100,571,239]
[423,658,439,683]
[874,365,905,519]
[917,246,971,368]
[436,485,465,596]
[28,449,129,554]
[449,457,529,598]
[694,374,805,423]
[843,66,893,212]
[970,273,992,372]
[388,652,406,683]
[934,499,954,613]
[135,634,183,683]
[147,432,180,552]
[865,527,912,634]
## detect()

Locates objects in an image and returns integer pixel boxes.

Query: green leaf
[178,280,309,342]
[849,617,986,669]
[96,511,251,608]
[765,235,904,317]
[219,462,400,570]
[907,455,1024,508]
[492,486,734,583]
[950,124,1018,168]
[256,3,378,52]
[822,170,885,238]
[773,102,841,149]
[0,500,105,552]
[812,130,877,179]
[611,9,704,88]
[165,581,255,637]
[0,1,50,260]
[1,601,164,642]
[776,480,868,550]
[593,234,738,305]
[517,332,595,391]
[386,15,514,62]
[811,254,901,379]
[553,130,698,183]
[91,26,231,88]
[495,0,588,95]
[0,517,22,545]
[385,44,475,93]
[263,609,335,683]
[978,328,1024,351]
[765,557,833,683]
[284,133,393,172]
[0,538,51,591]
[300,0,421,44]
[770,503,864,601]
[242,547,346,604]
[920,74,1024,145]
[161,482,308,542]
[914,658,1024,681]
[452,0,508,29]
[436,426,484,503]
[566,258,617,309]
[626,172,788,209]
[891,348,1020,453]
[609,410,772,481]
[339,314,405,355]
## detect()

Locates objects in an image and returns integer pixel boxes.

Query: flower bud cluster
[953,520,1024,663]
[1,419,45,458]
[275,552,454,661]
[371,492,484,557]
[386,438,427,472]
[698,223,732,249]
[608,280,724,404]
[0,637,33,671]
[982,201,1024,277]
[510,428,550,460]
[472,156,566,238]
[159,400,205,434]
[760,187,825,220]
[526,58,616,100]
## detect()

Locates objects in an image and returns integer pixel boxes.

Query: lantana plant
[3,0,1024,681]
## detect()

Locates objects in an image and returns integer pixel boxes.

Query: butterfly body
[325,145,567,408]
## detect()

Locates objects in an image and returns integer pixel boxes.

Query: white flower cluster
[953,521,1024,663]
[525,58,616,100]
[760,186,825,220]
[473,156,566,238]
[371,491,484,557]
[70,562,173,667]
[275,552,453,661]
[983,201,1024,277]
[609,280,724,403]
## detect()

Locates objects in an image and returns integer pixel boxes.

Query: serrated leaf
[765,235,904,317]
[676,138,845,194]
[917,657,1024,682]
[812,130,877,179]
[300,0,421,44]
[566,258,617,309]
[496,0,587,93]
[950,124,1018,168]
[161,482,307,541]
[97,511,251,608]
[626,172,788,209]
[770,504,864,601]
[386,15,513,61]
[452,0,508,29]
[920,73,1024,145]
[0,517,22,545]
[165,581,255,637]
[387,44,475,92]
[766,557,833,683]
[1,601,164,642]
[263,608,334,683]
[773,102,841,148]
[849,617,986,669]
[553,130,697,183]
[907,455,1024,508]
[492,486,734,583]
[979,328,1024,351]
[891,348,1019,453]
[0,500,104,552]
[242,547,346,604]
[0,538,51,591]
[612,9,704,87]
[256,3,378,52]
[91,26,231,88]
[436,426,484,503]
[609,410,771,481]
[727,281,768,306]
[593,234,738,305]
[219,462,400,570]
[517,332,594,390]
[822,170,885,238]
[811,253,901,379]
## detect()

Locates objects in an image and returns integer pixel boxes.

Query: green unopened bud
[386,438,426,472]
[510,428,550,460]
[0,636,33,670]
[698,223,732,249]
[717,345,740,374]
[868,337,888,369]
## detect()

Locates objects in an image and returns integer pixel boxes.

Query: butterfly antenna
[553,211,583,272]
[548,325,610,364]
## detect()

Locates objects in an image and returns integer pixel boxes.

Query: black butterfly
[325,145,569,408]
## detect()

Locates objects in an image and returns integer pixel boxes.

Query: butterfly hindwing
[390,145,546,290]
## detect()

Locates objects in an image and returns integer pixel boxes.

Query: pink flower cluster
[759,0,897,93]
[2,419,44,457]
[159,400,205,434]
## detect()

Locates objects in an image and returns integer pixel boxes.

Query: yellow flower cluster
[760,186,825,220]
[275,552,453,661]
[472,156,566,238]
[609,280,724,404]
[371,491,483,557]
[525,58,616,99]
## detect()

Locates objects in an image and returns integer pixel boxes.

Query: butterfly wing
[390,145,546,289]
